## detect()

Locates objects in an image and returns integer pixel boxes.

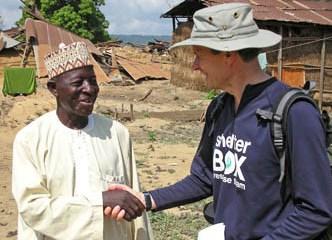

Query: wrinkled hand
[104,185,145,221]
[102,188,145,221]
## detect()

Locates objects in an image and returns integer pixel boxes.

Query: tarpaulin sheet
[2,67,36,96]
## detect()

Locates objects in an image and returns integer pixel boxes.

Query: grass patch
[150,198,212,239]
[148,131,157,141]
[204,90,218,100]
[143,111,151,118]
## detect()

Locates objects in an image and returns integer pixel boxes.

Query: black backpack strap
[256,88,318,183]
[273,89,304,182]
[303,80,316,94]
[273,90,318,182]
[208,92,226,137]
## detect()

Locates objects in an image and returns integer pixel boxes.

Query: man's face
[192,46,231,89]
[51,66,99,117]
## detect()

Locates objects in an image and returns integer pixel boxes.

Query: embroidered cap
[44,42,92,80]
[170,3,281,51]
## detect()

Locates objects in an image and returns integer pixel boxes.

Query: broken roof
[116,55,170,81]
[162,0,332,26]
[0,32,21,52]
[25,18,109,82]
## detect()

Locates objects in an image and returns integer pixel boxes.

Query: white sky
[0,0,183,35]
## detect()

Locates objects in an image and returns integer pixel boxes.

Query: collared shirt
[12,111,153,240]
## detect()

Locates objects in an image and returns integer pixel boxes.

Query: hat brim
[170,29,281,51]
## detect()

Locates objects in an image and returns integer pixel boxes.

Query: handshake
[102,185,154,221]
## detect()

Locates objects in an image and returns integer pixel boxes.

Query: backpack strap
[208,92,226,137]
[272,89,317,182]
[256,88,318,183]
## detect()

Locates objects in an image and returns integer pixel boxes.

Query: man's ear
[47,81,57,97]
[227,52,238,66]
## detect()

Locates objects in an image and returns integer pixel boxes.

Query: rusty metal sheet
[109,48,123,82]
[169,0,332,26]
[295,0,332,10]
[116,56,170,81]
[0,32,20,51]
[251,0,292,8]
[25,19,101,56]
[24,19,110,83]
[285,9,332,25]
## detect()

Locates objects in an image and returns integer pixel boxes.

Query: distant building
[162,0,332,107]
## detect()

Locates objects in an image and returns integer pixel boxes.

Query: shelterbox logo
[213,134,251,190]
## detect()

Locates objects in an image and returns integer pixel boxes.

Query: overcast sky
[0,0,183,35]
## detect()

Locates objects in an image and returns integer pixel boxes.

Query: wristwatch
[143,192,152,211]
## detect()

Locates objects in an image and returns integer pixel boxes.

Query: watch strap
[143,192,152,211]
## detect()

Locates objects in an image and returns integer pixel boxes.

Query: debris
[146,39,170,54]
[138,89,152,102]
[6,230,17,238]
[116,55,170,81]
[148,144,155,151]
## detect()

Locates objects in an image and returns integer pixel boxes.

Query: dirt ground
[0,74,211,238]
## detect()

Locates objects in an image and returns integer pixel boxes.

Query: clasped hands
[102,184,145,221]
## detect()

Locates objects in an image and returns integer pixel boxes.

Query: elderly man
[12,42,152,240]
[108,3,332,239]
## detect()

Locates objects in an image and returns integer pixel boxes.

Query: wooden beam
[20,43,32,67]
[283,36,331,42]
[278,25,283,81]
[130,104,134,121]
[319,33,327,110]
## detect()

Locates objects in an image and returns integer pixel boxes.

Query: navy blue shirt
[150,79,332,239]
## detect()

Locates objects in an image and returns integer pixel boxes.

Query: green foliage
[204,89,219,100]
[17,0,110,43]
[148,131,157,142]
[143,111,150,118]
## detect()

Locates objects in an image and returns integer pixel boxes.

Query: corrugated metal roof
[161,0,205,18]
[25,19,110,82]
[163,0,332,26]
[116,56,170,81]
[0,32,21,51]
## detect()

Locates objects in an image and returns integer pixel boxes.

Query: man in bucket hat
[11,42,153,240]
[107,2,332,239]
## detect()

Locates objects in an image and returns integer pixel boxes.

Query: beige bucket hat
[170,3,281,51]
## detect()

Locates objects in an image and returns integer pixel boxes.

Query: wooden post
[319,33,327,110]
[130,104,134,121]
[114,108,118,120]
[277,25,283,81]
[172,17,176,32]
[21,43,31,67]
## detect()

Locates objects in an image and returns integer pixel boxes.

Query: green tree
[17,0,110,43]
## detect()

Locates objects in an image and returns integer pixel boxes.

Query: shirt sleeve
[263,101,332,239]
[11,133,104,239]
[128,137,154,240]
[150,97,218,210]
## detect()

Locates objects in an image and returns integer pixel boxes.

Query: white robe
[12,111,153,240]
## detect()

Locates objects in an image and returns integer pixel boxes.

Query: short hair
[209,48,260,62]
[238,48,260,62]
